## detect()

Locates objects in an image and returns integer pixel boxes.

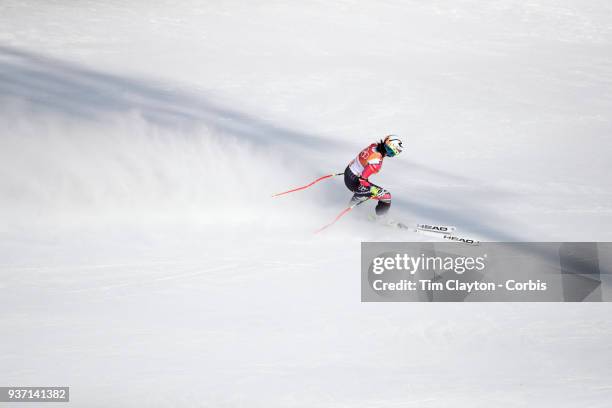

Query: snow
[1,1,612,406]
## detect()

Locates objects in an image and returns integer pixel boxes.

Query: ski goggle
[384,141,402,157]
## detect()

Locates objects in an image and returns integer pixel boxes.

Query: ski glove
[360,185,387,198]
[370,186,388,198]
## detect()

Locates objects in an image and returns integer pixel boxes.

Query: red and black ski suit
[344,142,392,216]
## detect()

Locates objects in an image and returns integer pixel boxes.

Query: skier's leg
[374,190,392,216]
[375,201,391,215]
[345,166,369,205]
[350,188,371,206]
[344,166,391,211]
[344,166,360,192]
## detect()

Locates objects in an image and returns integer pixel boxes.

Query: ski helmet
[383,135,403,157]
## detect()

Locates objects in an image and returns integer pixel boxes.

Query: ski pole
[272,172,343,197]
[314,197,371,234]
[314,178,387,233]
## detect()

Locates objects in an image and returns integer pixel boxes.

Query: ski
[415,224,456,234]
[442,234,480,246]
[415,228,480,245]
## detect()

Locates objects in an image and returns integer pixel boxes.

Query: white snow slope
[1,1,612,407]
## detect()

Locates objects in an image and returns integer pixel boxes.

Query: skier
[344,135,403,217]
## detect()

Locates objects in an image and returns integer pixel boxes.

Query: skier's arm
[359,162,381,187]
